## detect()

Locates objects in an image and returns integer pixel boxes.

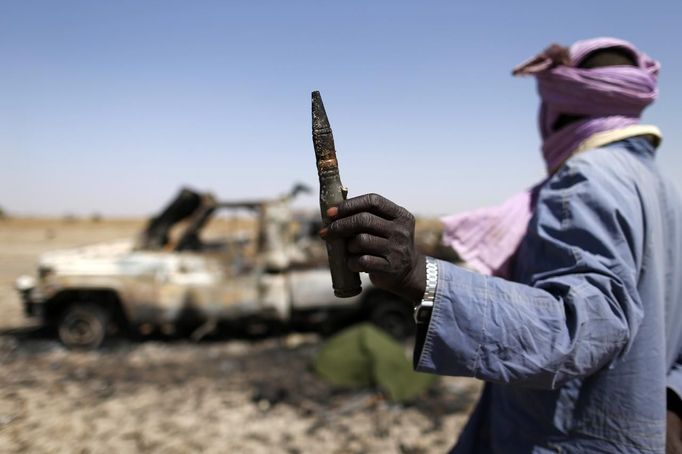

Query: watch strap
[413,256,438,324]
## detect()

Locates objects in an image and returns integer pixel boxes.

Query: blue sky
[2,1,681,217]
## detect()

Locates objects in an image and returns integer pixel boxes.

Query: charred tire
[367,294,414,340]
[58,304,111,350]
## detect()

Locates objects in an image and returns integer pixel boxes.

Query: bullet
[312,91,362,298]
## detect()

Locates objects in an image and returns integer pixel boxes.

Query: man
[321,38,682,453]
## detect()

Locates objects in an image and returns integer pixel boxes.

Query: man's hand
[668,389,682,454]
[667,410,682,454]
[320,193,426,303]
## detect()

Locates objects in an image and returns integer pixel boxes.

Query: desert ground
[0,217,480,453]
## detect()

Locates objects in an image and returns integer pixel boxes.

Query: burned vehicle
[16,186,412,349]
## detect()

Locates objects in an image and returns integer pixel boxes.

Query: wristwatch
[413,256,438,324]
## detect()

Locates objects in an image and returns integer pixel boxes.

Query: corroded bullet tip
[312,91,331,134]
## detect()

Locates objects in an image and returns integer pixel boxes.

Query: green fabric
[314,323,436,402]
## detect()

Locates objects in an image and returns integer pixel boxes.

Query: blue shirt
[415,137,682,453]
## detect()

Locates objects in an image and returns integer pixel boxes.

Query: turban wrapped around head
[516,37,659,172]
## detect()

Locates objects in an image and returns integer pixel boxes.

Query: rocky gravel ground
[0,333,480,453]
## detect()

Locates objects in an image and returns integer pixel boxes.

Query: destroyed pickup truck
[15,186,412,349]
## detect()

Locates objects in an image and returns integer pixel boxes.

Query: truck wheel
[368,296,414,340]
[58,304,110,350]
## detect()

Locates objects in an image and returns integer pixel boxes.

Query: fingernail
[319,227,329,238]
[327,207,338,218]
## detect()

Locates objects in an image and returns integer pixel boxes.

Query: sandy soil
[0,217,480,453]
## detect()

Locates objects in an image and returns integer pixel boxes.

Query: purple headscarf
[537,38,659,171]
[442,37,660,277]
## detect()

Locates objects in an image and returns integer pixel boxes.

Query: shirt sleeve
[414,160,645,389]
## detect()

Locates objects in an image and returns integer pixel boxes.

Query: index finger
[329,193,404,221]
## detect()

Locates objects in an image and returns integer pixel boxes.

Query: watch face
[414,305,433,324]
